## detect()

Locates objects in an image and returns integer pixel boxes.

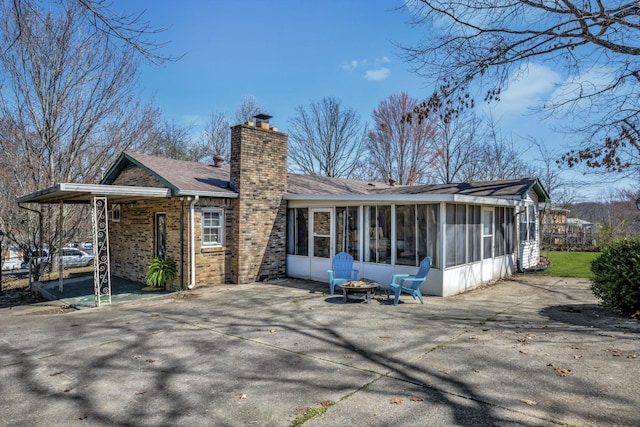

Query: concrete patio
[32,275,174,309]
[1,274,638,426]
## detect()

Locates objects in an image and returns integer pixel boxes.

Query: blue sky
[123,1,426,127]
[115,0,628,202]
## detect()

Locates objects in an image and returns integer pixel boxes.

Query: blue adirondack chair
[385,257,431,305]
[327,252,359,295]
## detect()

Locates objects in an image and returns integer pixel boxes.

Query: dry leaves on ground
[547,363,572,376]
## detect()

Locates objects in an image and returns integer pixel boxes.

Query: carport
[16,183,170,306]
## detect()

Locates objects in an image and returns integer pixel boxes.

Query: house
[566,217,597,249]
[1,246,23,271]
[540,206,570,248]
[540,206,598,251]
[17,117,549,299]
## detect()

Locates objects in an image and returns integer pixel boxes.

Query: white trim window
[519,205,537,243]
[202,208,224,246]
[108,204,121,222]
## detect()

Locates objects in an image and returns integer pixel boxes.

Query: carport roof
[16,183,171,204]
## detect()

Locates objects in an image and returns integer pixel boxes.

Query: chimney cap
[254,113,272,122]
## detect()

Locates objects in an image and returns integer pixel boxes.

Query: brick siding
[229,123,288,283]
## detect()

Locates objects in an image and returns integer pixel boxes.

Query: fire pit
[338,280,380,304]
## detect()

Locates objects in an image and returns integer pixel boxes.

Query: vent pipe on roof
[389,179,396,186]
[213,154,224,167]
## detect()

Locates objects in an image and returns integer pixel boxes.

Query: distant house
[540,206,570,247]
[1,246,23,271]
[540,206,597,250]
[17,117,549,297]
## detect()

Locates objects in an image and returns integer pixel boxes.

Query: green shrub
[591,238,640,316]
[145,256,177,288]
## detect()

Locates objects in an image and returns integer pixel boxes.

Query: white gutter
[189,195,199,289]
[177,190,238,198]
[283,193,520,206]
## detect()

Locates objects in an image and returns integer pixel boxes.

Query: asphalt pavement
[0,274,638,426]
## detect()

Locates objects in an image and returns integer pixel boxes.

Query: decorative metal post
[0,229,4,292]
[58,201,64,293]
[92,196,111,306]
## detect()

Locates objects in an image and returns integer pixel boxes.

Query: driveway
[0,275,638,426]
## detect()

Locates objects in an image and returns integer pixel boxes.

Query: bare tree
[148,120,201,161]
[288,97,367,178]
[5,0,170,64]
[466,115,534,182]
[0,1,161,276]
[367,92,436,185]
[234,95,265,124]
[401,0,640,174]
[417,90,482,184]
[199,111,230,163]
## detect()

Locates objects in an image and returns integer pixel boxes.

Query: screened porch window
[396,204,440,268]
[468,205,481,263]
[446,204,467,268]
[286,208,309,256]
[364,205,391,264]
[336,206,359,259]
[495,207,514,256]
[395,205,416,266]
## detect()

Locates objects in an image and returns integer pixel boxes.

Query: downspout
[189,195,199,289]
[179,198,185,290]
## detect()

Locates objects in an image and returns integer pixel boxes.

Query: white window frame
[108,204,121,222]
[202,208,224,247]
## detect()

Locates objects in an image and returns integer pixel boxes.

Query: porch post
[92,196,111,306]
[58,201,64,293]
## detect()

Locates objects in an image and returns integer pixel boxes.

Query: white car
[26,247,95,270]
[62,247,95,268]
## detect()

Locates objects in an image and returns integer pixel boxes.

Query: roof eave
[284,193,521,206]
[176,190,238,198]
[17,183,171,204]
[525,179,550,203]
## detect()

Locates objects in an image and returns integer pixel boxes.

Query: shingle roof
[102,152,549,202]
[102,152,236,196]
[370,178,546,199]
[286,173,390,194]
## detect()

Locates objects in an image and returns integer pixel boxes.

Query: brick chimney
[228,114,288,283]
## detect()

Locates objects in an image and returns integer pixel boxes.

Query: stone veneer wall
[229,123,288,283]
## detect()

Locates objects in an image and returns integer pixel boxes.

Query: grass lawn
[539,251,601,279]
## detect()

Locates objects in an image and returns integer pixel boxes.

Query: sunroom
[284,178,548,297]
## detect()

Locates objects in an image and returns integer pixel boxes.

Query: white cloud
[489,63,561,116]
[343,57,392,81]
[364,67,391,82]
[343,60,359,72]
[548,65,617,113]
